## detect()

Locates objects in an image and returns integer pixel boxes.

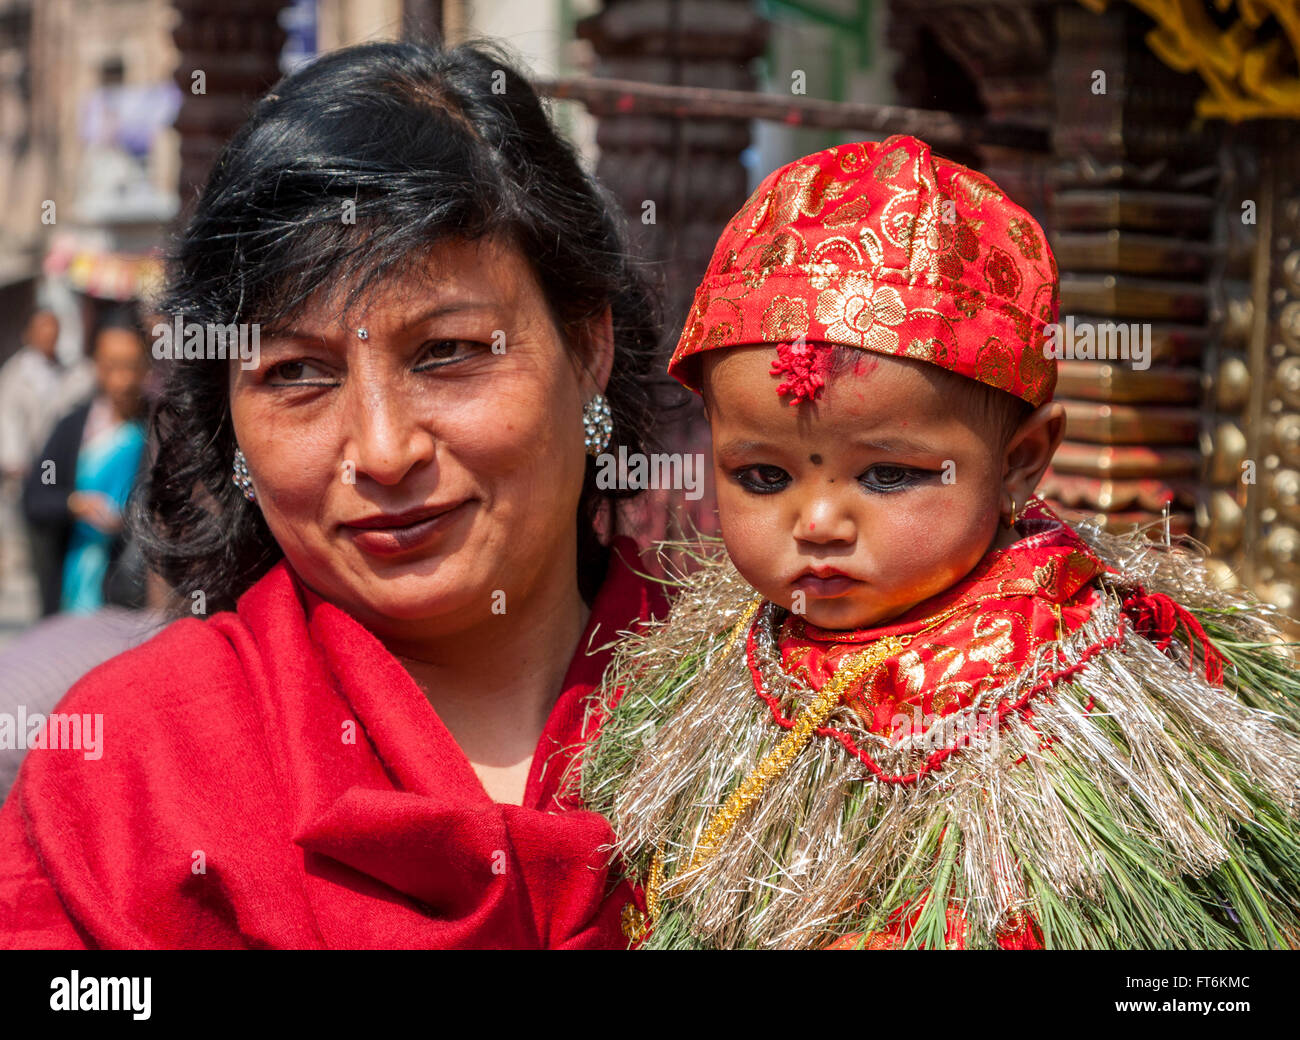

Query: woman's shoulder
[9,572,301,826]
[46,562,303,739]
[55,612,241,714]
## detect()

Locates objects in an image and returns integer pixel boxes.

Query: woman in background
[21,312,150,615]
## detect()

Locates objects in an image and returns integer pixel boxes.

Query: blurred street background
[1,0,1299,677]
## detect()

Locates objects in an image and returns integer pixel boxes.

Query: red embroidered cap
[668,134,1059,407]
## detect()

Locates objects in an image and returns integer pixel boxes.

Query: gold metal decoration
[1078,0,1300,120]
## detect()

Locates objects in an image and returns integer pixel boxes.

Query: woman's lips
[792,572,861,598]
[344,502,469,556]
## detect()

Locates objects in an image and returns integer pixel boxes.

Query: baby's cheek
[867,493,976,589]
[719,500,788,595]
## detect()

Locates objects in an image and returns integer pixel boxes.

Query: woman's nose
[794,489,856,545]
[340,378,436,487]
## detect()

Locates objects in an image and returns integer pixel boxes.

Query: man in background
[0,309,96,603]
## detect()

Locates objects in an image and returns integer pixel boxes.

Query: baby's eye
[735,465,790,494]
[859,464,919,493]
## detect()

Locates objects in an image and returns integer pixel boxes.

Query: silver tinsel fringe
[587,521,1300,949]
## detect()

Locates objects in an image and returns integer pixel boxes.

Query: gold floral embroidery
[814,272,907,353]
[746,187,781,236]
[906,336,957,368]
[952,168,1004,206]
[822,194,875,228]
[798,166,849,219]
[701,321,735,352]
[836,142,870,175]
[1029,279,1056,324]
[952,287,985,320]
[975,335,1016,390]
[753,164,848,236]
[805,261,844,291]
[668,135,1060,408]
[874,148,907,181]
[1007,217,1042,260]
[808,235,865,269]
[743,231,804,290]
[905,195,961,283]
[757,231,803,269]
[1018,337,1053,401]
[760,296,810,342]
[984,246,1022,299]
[680,321,704,355]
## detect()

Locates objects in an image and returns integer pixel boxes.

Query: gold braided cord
[722,596,763,656]
[671,634,905,882]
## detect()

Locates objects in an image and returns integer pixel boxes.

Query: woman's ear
[577,306,615,395]
[1002,401,1065,511]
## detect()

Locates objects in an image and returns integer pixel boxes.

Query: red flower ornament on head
[770,338,831,405]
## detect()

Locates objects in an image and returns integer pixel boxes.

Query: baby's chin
[777,591,916,632]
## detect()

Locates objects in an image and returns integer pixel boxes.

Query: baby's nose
[794,493,856,544]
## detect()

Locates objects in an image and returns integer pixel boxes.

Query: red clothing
[0,538,663,949]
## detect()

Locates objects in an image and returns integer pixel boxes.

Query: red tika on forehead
[668,134,1060,408]
[770,339,831,405]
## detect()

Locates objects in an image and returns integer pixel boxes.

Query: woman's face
[93,327,149,420]
[229,235,602,642]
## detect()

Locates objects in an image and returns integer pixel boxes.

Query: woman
[20,314,150,616]
[0,40,668,948]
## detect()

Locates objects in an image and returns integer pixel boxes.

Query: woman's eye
[267,359,331,384]
[859,464,918,492]
[735,465,790,494]
[416,339,480,367]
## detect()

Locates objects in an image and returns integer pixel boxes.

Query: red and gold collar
[775,499,1109,735]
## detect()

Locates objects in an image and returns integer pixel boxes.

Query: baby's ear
[1002,402,1065,507]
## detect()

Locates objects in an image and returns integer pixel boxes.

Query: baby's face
[703,346,1006,630]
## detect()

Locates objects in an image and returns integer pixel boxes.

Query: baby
[579,134,1300,950]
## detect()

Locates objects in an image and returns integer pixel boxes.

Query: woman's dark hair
[132,38,665,615]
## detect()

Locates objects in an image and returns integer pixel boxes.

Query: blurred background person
[0,310,100,596]
[0,312,61,480]
[20,311,150,616]
[0,312,61,588]
[0,313,62,582]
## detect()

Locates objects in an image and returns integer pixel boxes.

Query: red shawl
[0,538,664,949]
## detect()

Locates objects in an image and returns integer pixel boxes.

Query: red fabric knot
[770,339,829,405]
[1121,588,1225,686]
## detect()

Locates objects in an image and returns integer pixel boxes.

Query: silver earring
[232,447,257,502]
[583,393,614,457]
[356,328,368,340]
